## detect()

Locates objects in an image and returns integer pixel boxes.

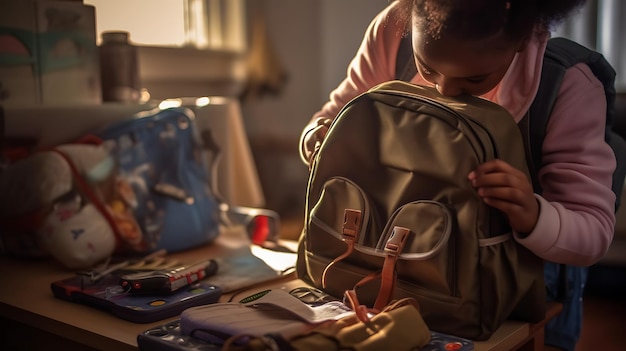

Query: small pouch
[182,302,313,344]
[220,290,431,351]
[180,289,339,344]
[290,299,430,351]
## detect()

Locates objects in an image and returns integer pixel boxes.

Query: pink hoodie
[308,2,616,266]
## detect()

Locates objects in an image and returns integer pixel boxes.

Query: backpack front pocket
[378,200,456,296]
[307,177,381,257]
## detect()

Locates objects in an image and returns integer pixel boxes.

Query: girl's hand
[302,117,332,165]
[467,159,539,234]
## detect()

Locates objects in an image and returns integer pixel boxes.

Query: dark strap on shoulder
[546,38,617,126]
[519,40,567,193]
[395,34,417,81]
[522,38,623,302]
[521,37,618,197]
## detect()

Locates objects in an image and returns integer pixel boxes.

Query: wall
[240,0,389,218]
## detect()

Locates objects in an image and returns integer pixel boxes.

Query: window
[83,0,248,99]
[83,0,245,51]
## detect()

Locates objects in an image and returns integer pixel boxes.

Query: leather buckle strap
[374,226,411,311]
[343,289,374,326]
[341,208,361,240]
[321,209,362,288]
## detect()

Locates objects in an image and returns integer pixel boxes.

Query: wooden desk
[0,229,558,351]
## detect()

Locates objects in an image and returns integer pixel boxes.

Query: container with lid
[99,31,141,103]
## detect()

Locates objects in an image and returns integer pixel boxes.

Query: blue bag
[95,107,221,254]
[1,106,281,269]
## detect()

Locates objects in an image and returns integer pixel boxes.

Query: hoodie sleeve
[514,63,616,266]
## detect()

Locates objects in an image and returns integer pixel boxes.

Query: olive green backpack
[296,81,546,340]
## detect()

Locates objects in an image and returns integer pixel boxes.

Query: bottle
[99,31,141,103]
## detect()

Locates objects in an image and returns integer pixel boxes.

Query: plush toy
[0,144,123,269]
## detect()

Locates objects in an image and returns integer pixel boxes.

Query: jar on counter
[99,31,141,103]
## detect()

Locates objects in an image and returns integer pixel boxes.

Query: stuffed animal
[0,144,123,269]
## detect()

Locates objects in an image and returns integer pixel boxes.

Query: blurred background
[3,0,622,222]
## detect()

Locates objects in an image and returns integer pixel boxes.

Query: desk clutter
[137,288,473,351]
[42,223,474,350]
[1,107,219,267]
[48,226,293,324]
[50,255,222,323]
[0,106,279,269]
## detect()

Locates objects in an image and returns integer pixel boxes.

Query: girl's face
[412,21,523,97]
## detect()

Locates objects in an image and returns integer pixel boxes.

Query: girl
[299,1,616,350]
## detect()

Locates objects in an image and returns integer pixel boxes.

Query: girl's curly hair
[395,0,586,41]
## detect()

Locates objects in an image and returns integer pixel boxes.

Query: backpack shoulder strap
[395,34,417,81]
[522,37,618,193]
[546,38,617,126]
